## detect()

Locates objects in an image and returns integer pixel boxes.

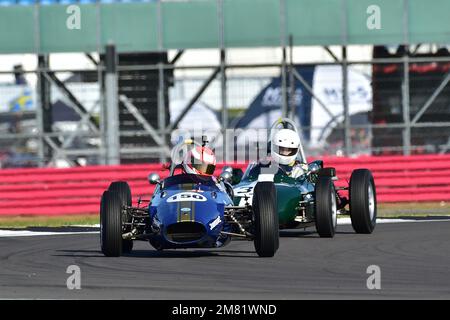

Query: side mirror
[308,162,320,174]
[221,166,243,185]
[222,166,233,174]
[148,173,161,185]
[219,171,232,183]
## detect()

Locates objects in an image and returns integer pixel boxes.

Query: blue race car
[100,138,279,257]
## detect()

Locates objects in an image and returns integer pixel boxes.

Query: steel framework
[2,45,450,167]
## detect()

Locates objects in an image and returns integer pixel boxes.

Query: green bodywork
[232,165,316,226]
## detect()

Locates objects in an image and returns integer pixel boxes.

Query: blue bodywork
[147,174,234,249]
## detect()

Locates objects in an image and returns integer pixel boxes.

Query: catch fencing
[1,154,450,216]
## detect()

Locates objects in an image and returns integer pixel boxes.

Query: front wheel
[108,181,133,253]
[314,177,337,237]
[349,169,377,234]
[252,182,279,257]
[100,191,123,257]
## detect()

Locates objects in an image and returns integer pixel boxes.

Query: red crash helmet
[183,146,216,175]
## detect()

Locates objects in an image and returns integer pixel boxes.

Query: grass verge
[0,215,99,228]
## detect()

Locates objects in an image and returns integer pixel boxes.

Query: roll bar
[269,117,307,163]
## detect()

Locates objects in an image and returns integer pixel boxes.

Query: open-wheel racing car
[100,138,280,257]
[227,118,377,237]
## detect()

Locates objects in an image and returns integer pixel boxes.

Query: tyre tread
[101,191,123,257]
[349,169,377,234]
[315,177,336,237]
[252,182,279,257]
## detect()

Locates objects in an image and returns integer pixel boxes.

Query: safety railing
[1,154,450,215]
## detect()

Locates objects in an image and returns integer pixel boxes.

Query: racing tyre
[108,181,132,206]
[100,191,123,257]
[108,181,133,253]
[314,177,337,237]
[252,182,279,257]
[349,169,377,234]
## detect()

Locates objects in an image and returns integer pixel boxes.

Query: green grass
[0,215,99,228]
[378,202,450,211]
[335,202,450,219]
[377,201,450,217]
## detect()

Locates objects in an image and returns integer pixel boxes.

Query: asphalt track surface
[0,220,449,299]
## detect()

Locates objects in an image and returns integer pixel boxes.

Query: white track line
[0,230,98,238]
[337,217,450,225]
[0,219,448,238]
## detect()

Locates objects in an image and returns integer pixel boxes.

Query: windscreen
[163,174,220,191]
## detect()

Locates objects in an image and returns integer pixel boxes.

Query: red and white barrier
[1,154,450,216]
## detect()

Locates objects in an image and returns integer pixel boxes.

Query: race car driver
[270,126,308,179]
[182,144,217,176]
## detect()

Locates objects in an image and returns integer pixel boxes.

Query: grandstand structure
[1,0,450,167]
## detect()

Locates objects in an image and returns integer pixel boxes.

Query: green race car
[222,119,377,237]
[225,162,376,237]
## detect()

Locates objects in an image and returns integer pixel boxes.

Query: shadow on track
[126,249,257,258]
[53,248,258,258]
[279,229,354,237]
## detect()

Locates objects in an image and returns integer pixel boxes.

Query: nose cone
[153,191,225,245]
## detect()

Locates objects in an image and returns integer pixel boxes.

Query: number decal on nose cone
[166,192,207,203]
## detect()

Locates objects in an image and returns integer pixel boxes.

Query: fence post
[280,0,288,118]
[158,62,167,163]
[402,0,411,155]
[402,50,411,155]
[157,0,167,163]
[96,3,107,165]
[288,34,296,121]
[104,44,120,165]
[38,54,52,166]
[218,0,229,161]
[35,68,45,167]
[220,49,228,134]
[342,46,351,156]
[98,58,107,165]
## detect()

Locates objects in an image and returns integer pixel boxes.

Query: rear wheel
[349,169,377,234]
[108,181,133,253]
[252,182,279,257]
[100,191,123,257]
[314,177,337,237]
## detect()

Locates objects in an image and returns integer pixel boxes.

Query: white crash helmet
[271,128,300,165]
